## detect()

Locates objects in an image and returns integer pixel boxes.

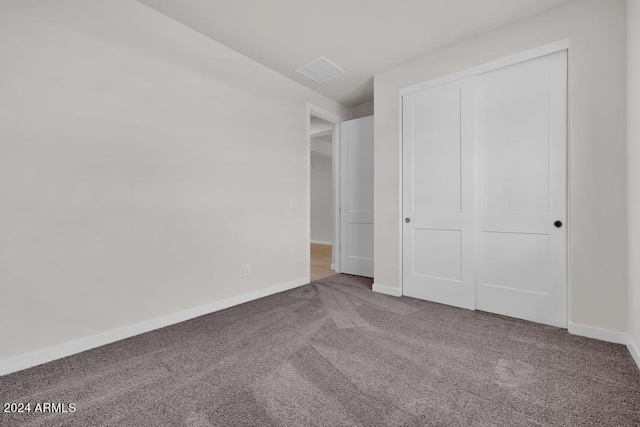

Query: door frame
[398,39,571,320]
[305,103,343,281]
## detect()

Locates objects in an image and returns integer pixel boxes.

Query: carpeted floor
[1,274,639,426]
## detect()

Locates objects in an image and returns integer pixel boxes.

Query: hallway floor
[310,243,333,281]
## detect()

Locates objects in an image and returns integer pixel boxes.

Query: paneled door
[402,49,567,327]
[402,78,477,309]
[340,116,374,277]
[475,51,567,327]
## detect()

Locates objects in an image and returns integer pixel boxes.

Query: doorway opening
[309,115,336,281]
[306,104,342,282]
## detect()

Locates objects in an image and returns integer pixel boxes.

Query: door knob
[554,220,563,228]
[405,218,411,223]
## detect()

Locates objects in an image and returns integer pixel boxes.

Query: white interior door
[476,51,567,327]
[402,79,476,309]
[402,49,567,328]
[340,116,374,277]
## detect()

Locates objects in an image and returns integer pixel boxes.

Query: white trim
[565,47,573,331]
[400,39,571,97]
[372,283,403,297]
[627,335,640,370]
[333,117,342,274]
[0,277,308,377]
[306,103,343,277]
[567,322,628,344]
[310,240,332,245]
[398,93,404,296]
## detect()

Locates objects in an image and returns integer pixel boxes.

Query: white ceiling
[138,0,573,107]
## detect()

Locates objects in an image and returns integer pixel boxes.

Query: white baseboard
[310,240,332,246]
[568,322,628,344]
[0,276,309,377]
[372,283,402,297]
[628,335,640,370]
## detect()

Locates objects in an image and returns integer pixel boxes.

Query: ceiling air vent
[295,57,345,83]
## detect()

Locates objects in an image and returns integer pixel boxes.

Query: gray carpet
[1,274,639,426]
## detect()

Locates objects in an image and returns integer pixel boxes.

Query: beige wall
[374,0,628,332]
[0,0,350,362]
[628,0,640,349]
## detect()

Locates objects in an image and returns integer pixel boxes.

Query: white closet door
[402,50,567,328]
[402,79,476,309]
[340,116,374,277]
[476,51,567,327]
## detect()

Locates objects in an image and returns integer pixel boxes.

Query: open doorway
[305,104,374,283]
[306,104,342,283]
[310,115,336,281]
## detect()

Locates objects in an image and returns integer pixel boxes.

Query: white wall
[351,101,374,119]
[374,0,628,333]
[0,0,350,364]
[310,152,333,244]
[628,0,640,352]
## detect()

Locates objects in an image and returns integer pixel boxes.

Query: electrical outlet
[243,264,251,276]
[289,199,298,209]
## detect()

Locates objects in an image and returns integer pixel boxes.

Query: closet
[402,49,567,327]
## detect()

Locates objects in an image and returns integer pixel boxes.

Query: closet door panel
[402,79,476,309]
[476,50,568,328]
